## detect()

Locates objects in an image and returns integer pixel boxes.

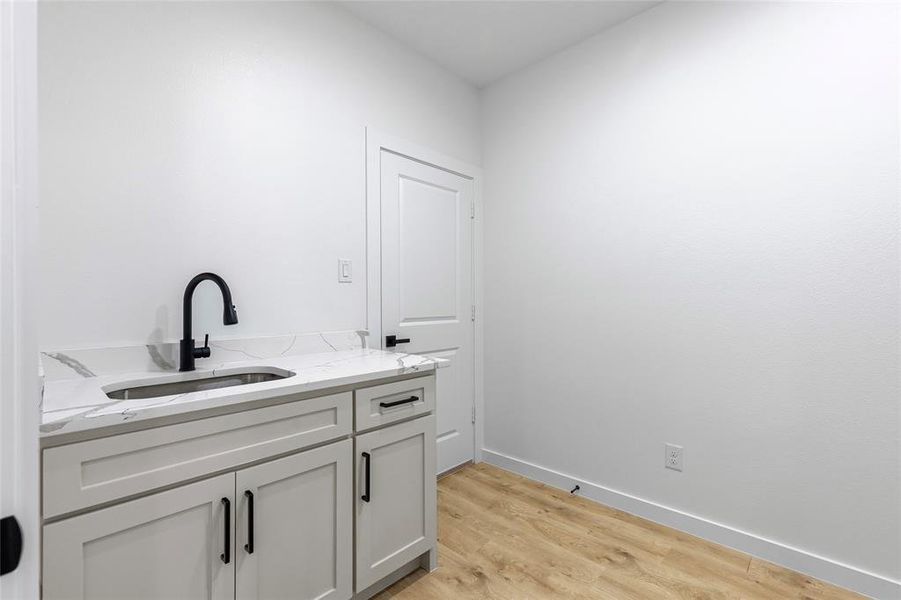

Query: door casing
[0,2,40,598]
[364,128,484,464]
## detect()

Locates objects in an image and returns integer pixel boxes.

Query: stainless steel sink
[105,367,294,400]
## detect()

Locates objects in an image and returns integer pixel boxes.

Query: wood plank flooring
[374,463,865,600]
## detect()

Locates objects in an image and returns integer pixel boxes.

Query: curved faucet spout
[180,272,238,371]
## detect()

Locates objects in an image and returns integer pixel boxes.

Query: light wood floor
[375,463,864,600]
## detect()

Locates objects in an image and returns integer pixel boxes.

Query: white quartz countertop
[41,349,445,441]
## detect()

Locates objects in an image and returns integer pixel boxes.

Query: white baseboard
[481,449,900,600]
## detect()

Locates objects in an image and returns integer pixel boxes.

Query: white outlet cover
[665,443,683,472]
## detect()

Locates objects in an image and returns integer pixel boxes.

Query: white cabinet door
[235,440,352,600]
[354,416,436,591]
[43,473,235,600]
[380,150,475,473]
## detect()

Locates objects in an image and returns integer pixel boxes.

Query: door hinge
[470,305,476,322]
[470,202,475,219]
[471,405,476,424]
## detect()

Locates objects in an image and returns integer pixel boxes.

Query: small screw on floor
[570,484,580,494]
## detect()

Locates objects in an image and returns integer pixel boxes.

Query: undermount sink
[104,367,295,400]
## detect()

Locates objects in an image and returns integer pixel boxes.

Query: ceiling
[341,1,662,88]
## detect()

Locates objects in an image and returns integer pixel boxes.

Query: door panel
[380,150,474,472]
[398,176,459,322]
[354,416,436,591]
[235,440,352,600]
[42,474,235,600]
[430,349,466,463]
[372,433,424,562]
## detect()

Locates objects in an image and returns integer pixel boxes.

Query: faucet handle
[193,334,211,359]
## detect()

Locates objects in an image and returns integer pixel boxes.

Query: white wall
[38,1,480,350]
[482,0,899,584]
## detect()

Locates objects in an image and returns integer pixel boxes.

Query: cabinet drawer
[354,376,434,432]
[44,392,352,519]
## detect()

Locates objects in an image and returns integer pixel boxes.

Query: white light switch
[338,259,352,283]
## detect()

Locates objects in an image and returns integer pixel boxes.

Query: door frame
[364,128,484,463]
[0,1,40,597]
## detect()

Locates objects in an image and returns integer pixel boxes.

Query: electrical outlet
[665,443,683,472]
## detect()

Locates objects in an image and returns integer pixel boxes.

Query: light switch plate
[338,259,352,283]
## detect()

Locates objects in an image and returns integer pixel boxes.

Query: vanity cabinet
[43,440,353,600]
[41,373,437,600]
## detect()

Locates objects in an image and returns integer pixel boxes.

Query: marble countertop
[41,348,444,442]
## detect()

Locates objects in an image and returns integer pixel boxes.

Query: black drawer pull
[220,497,231,564]
[379,395,419,409]
[361,452,371,503]
[244,490,254,554]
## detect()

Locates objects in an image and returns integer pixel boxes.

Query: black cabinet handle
[361,452,371,503]
[244,491,254,554]
[220,498,230,564]
[379,395,419,408]
[385,335,411,348]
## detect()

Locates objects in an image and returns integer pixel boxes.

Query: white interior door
[379,150,474,473]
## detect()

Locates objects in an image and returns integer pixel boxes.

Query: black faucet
[179,272,238,372]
